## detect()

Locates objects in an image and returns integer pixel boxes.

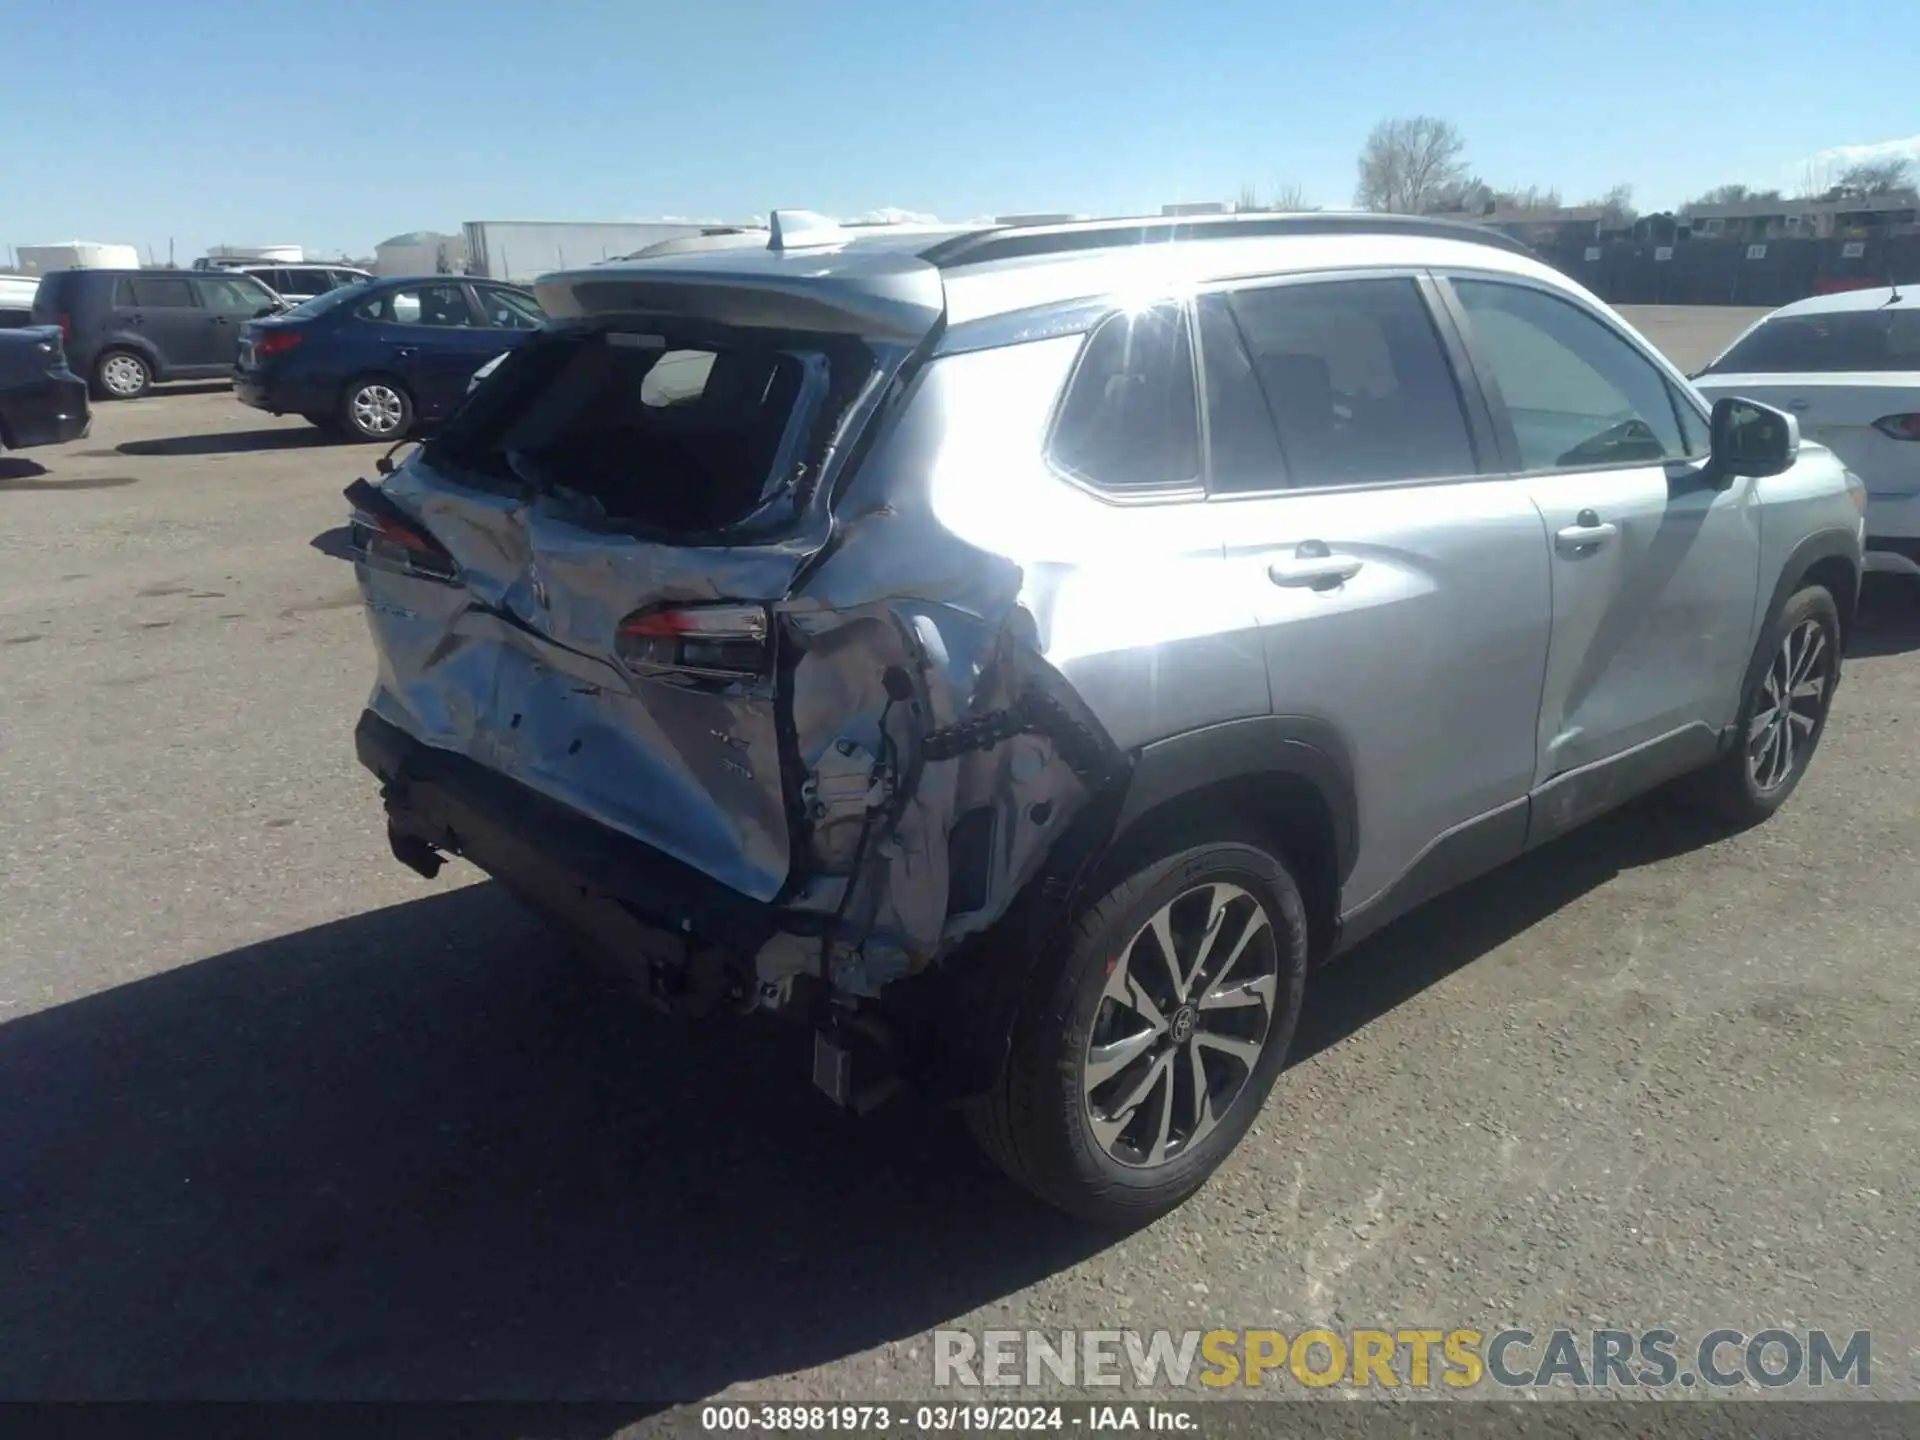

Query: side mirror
[1709,396,1797,481]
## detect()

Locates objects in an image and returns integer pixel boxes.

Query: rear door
[1439,273,1759,825]
[118,275,210,370]
[1193,273,1552,924]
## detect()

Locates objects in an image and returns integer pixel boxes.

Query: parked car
[1693,285,1919,582]
[222,263,373,306]
[235,276,544,439]
[344,210,1866,1223]
[30,268,282,400]
[0,325,89,450]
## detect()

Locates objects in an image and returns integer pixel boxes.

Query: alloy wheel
[101,354,147,396]
[350,384,405,437]
[1081,882,1279,1169]
[1747,617,1831,794]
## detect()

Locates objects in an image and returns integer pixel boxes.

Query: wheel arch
[95,340,161,384]
[887,715,1357,1103]
[338,370,415,434]
[1742,529,1860,711]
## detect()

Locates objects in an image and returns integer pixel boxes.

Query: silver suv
[346,211,1867,1222]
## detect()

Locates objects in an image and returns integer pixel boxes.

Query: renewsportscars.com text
[932,1327,1871,1391]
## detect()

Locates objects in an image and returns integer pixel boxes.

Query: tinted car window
[1227,278,1474,486]
[1701,309,1920,374]
[1195,296,1288,493]
[1048,303,1200,493]
[116,276,196,308]
[1453,279,1694,470]
[329,270,370,289]
[478,288,544,330]
[358,285,473,327]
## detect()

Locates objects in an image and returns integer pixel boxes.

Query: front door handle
[392,345,418,359]
[1555,508,1618,554]
[1268,539,1363,590]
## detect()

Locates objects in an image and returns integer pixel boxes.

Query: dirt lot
[1,309,1917,1408]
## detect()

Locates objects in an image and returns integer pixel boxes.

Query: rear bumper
[0,370,90,449]
[234,367,330,416]
[356,709,783,975]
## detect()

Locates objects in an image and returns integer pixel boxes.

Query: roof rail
[917,211,1537,269]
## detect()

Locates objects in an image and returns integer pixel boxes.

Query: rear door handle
[1555,509,1618,554]
[1268,540,1363,590]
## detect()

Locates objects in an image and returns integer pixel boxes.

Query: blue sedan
[233,275,543,440]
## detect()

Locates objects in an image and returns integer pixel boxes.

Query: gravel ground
[1,308,1916,1411]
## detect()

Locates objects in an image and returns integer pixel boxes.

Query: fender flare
[1735,528,1861,727]
[1110,714,1360,887]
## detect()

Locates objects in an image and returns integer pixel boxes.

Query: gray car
[344,210,1867,1222]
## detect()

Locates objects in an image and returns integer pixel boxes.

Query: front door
[192,274,277,369]
[1193,275,1553,923]
[1439,275,1761,831]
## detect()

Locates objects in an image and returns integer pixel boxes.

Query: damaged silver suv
[346,210,1866,1222]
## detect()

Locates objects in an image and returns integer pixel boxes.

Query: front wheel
[1678,584,1841,826]
[340,378,413,441]
[964,833,1309,1224]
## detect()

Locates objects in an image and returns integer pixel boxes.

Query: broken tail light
[343,478,457,583]
[616,603,771,681]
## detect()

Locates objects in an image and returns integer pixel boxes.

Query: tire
[339,376,414,441]
[93,349,152,401]
[1678,583,1841,827]
[964,830,1309,1224]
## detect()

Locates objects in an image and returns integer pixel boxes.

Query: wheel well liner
[1739,530,1859,715]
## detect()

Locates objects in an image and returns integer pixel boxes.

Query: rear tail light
[616,603,771,680]
[1871,413,1920,441]
[255,330,303,358]
[57,313,70,343]
[342,478,456,583]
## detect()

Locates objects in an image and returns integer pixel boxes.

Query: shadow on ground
[0,798,1724,1410]
[1849,576,1920,658]
[119,426,359,457]
[0,457,140,492]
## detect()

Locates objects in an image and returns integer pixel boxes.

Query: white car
[1693,285,1920,579]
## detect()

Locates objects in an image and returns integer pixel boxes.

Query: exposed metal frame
[918,211,1539,270]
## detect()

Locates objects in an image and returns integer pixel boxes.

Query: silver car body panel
[352,219,1864,1004]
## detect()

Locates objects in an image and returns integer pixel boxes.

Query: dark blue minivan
[234,276,543,439]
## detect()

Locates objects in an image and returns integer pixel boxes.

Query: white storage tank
[17,241,142,274]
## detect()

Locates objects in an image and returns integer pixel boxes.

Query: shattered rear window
[431,328,862,534]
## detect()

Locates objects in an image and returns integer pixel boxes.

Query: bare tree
[1354,117,1471,213]
[1587,183,1637,226]
[1236,182,1316,213]
[1834,157,1914,197]
[1682,183,1784,213]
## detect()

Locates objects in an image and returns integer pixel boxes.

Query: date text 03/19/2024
[698,1404,1195,1432]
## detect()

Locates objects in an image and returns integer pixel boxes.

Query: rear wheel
[340,377,413,441]
[94,349,151,400]
[965,832,1308,1224]
[1679,584,1841,827]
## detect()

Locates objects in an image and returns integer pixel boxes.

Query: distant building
[17,241,141,274]
[1681,191,1920,241]
[1473,205,1618,248]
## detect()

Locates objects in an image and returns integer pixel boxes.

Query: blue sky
[6,0,1916,263]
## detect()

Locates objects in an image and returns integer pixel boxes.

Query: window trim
[1041,299,1208,506]
[357,282,480,328]
[1189,266,1500,503]
[1432,268,1713,477]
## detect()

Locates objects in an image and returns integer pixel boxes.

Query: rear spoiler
[533,250,946,344]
